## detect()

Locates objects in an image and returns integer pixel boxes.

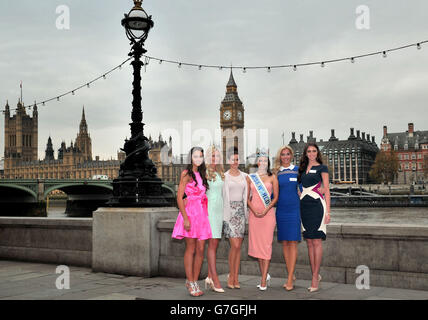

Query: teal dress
[206,172,224,239]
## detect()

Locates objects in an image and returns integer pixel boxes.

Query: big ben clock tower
[220,70,245,167]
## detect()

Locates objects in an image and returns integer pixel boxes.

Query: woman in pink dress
[172,147,212,297]
[246,153,278,291]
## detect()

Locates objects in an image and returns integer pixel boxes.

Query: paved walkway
[1,260,427,300]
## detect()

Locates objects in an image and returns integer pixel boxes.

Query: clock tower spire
[220,69,245,167]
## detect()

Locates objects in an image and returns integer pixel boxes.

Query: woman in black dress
[298,143,331,292]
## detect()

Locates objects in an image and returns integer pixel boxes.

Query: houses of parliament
[2,101,184,182]
[2,71,246,184]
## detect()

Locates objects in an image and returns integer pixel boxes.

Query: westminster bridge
[0,179,176,217]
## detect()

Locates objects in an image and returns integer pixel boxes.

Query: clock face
[223,110,232,120]
[237,111,242,120]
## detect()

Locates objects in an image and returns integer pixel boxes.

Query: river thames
[47,202,428,225]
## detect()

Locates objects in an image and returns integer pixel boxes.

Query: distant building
[147,134,186,185]
[3,100,38,168]
[3,104,122,179]
[287,128,379,184]
[220,70,245,170]
[0,158,4,178]
[380,123,428,184]
[2,100,184,184]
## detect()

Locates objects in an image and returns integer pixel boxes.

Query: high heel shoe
[226,274,234,289]
[208,278,225,293]
[307,274,322,292]
[257,273,271,290]
[193,281,204,296]
[204,277,212,290]
[283,274,296,291]
[186,280,201,297]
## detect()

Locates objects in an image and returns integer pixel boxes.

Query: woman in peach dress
[246,152,278,291]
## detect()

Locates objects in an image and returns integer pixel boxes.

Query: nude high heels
[226,274,235,289]
[204,277,211,289]
[283,274,297,291]
[307,274,322,292]
[205,277,225,293]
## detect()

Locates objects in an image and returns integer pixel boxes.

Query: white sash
[300,184,327,235]
[249,173,271,208]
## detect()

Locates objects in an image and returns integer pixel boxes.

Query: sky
[1,0,427,161]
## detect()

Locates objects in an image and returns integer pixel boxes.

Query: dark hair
[256,155,272,176]
[298,143,323,182]
[227,146,239,160]
[185,146,209,190]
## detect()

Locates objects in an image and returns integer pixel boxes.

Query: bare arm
[261,175,279,216]
[177,170,191,230]
[321,172,331,224]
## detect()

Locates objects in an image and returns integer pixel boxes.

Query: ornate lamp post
[108,0,174,207]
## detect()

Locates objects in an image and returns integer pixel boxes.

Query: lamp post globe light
[108,0,174,207]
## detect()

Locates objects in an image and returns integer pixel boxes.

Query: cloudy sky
[1,0,427,161]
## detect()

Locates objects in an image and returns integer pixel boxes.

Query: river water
[47,203,428,225]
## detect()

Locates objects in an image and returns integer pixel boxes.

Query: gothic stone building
[3,103,122,179]
[3,100,184,184]
[380,123,428,184]
[147,134,187,185]
[288,128,379,184]
[220,70,245,169]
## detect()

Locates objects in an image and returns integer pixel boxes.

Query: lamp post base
[108,176,175,207]
[107,127,175,207]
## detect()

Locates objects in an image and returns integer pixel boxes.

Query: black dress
[299,164,328,240]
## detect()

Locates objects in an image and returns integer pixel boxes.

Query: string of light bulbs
[145,40,427,72]
[3,57,132,113]
[2,39,427,113]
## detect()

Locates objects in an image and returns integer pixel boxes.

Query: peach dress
[248,181,276,260]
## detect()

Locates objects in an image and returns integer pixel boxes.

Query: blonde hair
[205,145,225,181]
[273,145,295,174]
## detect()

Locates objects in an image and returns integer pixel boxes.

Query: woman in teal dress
[204,145,225,293]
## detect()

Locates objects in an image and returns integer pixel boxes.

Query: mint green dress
[206,172,224,239]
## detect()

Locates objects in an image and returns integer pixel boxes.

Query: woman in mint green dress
[204,145,225,293]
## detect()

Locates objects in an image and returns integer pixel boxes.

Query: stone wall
[1,211,427,291]
[0,217,92,267]
[158,219,428,291]
[92,207,178,277]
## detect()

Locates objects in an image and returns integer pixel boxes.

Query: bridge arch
[44,182,113,199]
[0,184,38,201]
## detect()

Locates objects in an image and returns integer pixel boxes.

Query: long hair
[273,145,294,174]
[256,154,273,176]
[185,146,209,190]
[298,143,323,182]
[205,145,225,181]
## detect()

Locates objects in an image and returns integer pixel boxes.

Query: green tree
[369,150,399,184]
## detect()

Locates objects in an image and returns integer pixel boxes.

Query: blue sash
[249,173,271,208]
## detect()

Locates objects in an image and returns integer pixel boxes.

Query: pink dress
[248,181,276,260]
[172,171,212,240]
